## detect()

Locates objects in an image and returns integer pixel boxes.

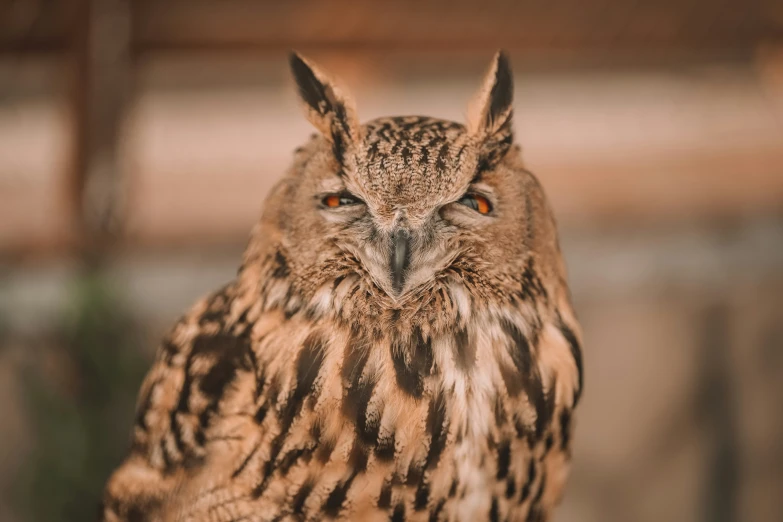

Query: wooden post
[69,0,131,264]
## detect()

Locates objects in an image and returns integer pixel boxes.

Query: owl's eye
[322,193,363,208]
[457,194,492,214]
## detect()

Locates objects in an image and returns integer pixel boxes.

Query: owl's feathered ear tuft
[466,50,514,140]
[289,52,360,162]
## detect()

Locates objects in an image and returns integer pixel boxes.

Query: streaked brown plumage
[101,51,583,522]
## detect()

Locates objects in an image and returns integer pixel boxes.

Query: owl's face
[262,53,553,309]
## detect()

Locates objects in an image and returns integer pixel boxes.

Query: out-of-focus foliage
[13,272,148,522]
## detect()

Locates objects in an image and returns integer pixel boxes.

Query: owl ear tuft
[289,52,360,161]
[467,50,514,140]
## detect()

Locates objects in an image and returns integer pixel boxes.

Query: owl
[101,51,583,522]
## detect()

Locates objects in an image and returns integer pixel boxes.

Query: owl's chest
[432,374,546,521]
[420,319,548,520]
[447,390,498,519]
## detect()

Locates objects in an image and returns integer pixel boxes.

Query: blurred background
[1,1,782,521]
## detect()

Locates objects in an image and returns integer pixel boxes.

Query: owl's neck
[237,243,552,352]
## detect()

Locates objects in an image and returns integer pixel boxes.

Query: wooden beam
[131,0,783,55]
[4,0,782,58]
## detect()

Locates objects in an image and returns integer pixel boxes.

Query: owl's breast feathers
[101,249,582,522]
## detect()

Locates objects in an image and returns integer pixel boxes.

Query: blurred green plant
[14,270,149,522]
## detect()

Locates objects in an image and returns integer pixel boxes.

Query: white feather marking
[448,283,473,324]
[264,280,290,310]
[309,283,334,316]
[537,322,579,408]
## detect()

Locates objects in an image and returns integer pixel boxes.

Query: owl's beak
[390,228,411,295]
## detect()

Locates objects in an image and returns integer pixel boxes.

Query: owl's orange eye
[322,193,363,208]
[324,195,341,208]
[457,194,492,214]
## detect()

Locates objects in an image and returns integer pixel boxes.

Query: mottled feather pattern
[101,51,583,522]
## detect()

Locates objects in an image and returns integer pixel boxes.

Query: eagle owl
[102,51,583,522]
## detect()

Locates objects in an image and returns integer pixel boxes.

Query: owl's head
[251,51,563,318]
